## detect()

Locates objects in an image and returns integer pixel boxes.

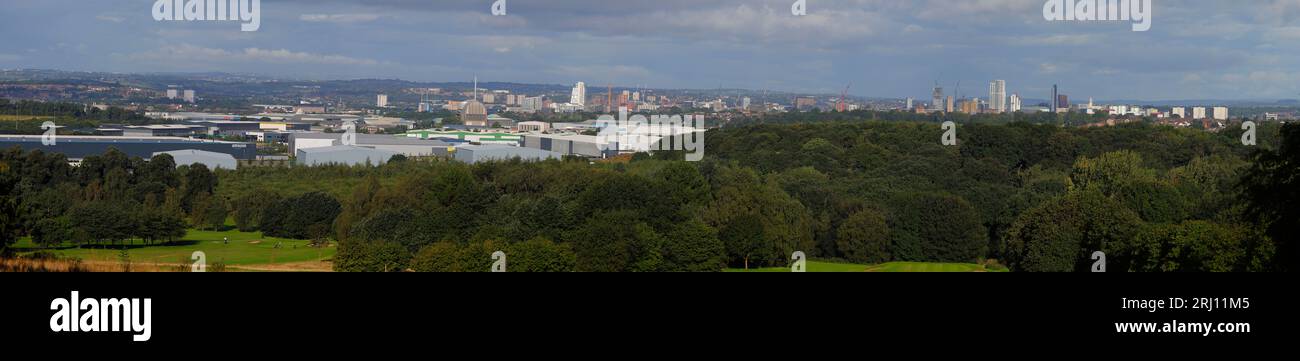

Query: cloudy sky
[3,0,1300,101]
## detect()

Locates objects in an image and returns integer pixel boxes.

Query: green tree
[1003,190,1144,272]
[507,237,577,272]
[1241,123,1300,271]
[888,192,986,263]
[836,209,891,264]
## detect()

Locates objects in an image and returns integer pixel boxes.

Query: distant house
[296,145,400,167]
[154,149,238,170]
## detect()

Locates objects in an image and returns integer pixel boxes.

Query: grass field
[0,115,53,121]
[13,229,334,271]
[727,261,1007,273]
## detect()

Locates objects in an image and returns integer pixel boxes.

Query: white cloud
[96,14,125,23]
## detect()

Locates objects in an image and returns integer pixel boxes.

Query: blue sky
[3,0,1300,101]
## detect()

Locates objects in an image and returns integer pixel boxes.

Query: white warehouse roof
[154,149,238,170]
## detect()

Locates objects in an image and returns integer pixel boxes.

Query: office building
[377,94,389,108]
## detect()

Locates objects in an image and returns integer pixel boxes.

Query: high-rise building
[522,96,544,112]
[571,82,587,107]
[741,97,752,110]
[960,99,980,114]
[1213,107,1229,120]
[989,80,1006,113]
[1192,107,1207,119]
[906,98,913,110]
[1057,94,1069,112]
[1050,85,1059,113]
[931,85,944,112]
[183,90,196,103]
[945,96,955,113]
[1172,107,1186,118]
[377,94,389,108]
[1009,93,1022,113]
[166,88,179,100]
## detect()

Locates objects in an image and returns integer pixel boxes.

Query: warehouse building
[154,149,238,170]
[289,133,451,157]
[452,145,564,164]
[0,135,256,161]
[296,145,400,167]
[184,120,263,136]
[404,130,522,145]
[121,124,208,137]
[520,133,617,158]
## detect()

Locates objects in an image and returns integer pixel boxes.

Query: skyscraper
[183,90,196,103]
[989,80,1006,113]
[377,94,389,108]
[1009,93,1021,113]
[571,82,587,107]
[1051,85,1058,113]
[932,84,944,112]
[945,96,955,113]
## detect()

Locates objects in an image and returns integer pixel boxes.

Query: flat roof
[0,135,246,144]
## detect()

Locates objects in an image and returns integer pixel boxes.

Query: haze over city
[3,0,1300,101]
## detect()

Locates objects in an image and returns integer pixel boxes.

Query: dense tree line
[705,119,1288,271]
[0,147,216,254]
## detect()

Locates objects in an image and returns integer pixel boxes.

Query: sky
[2,0,1300,101]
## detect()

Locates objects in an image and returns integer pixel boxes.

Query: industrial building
[296,145,400,167]
[121,124,207,137]
[404,130,522,145]
[452,145,564,164]
[289,133,452,157]
[517,121,550,132]
[0,135,256,161]
[520,133,617,158]
[184,120,263,136]
[155,149,238,170]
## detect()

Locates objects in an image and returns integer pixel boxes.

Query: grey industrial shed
[154,149,238,170]
[453,145,564,164]
[296,145,400,166]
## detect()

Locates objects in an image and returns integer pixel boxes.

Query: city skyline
[3,1,1300,101]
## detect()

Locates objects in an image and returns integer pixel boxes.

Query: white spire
[473,76,478,101]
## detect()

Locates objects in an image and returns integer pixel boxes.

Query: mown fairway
[13,229,334,271]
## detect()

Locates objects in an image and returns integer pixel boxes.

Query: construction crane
[837,83,852,112]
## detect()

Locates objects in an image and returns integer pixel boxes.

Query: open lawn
[13,229,334,271]
[727,261,1008,273]
[0,115,53,121]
